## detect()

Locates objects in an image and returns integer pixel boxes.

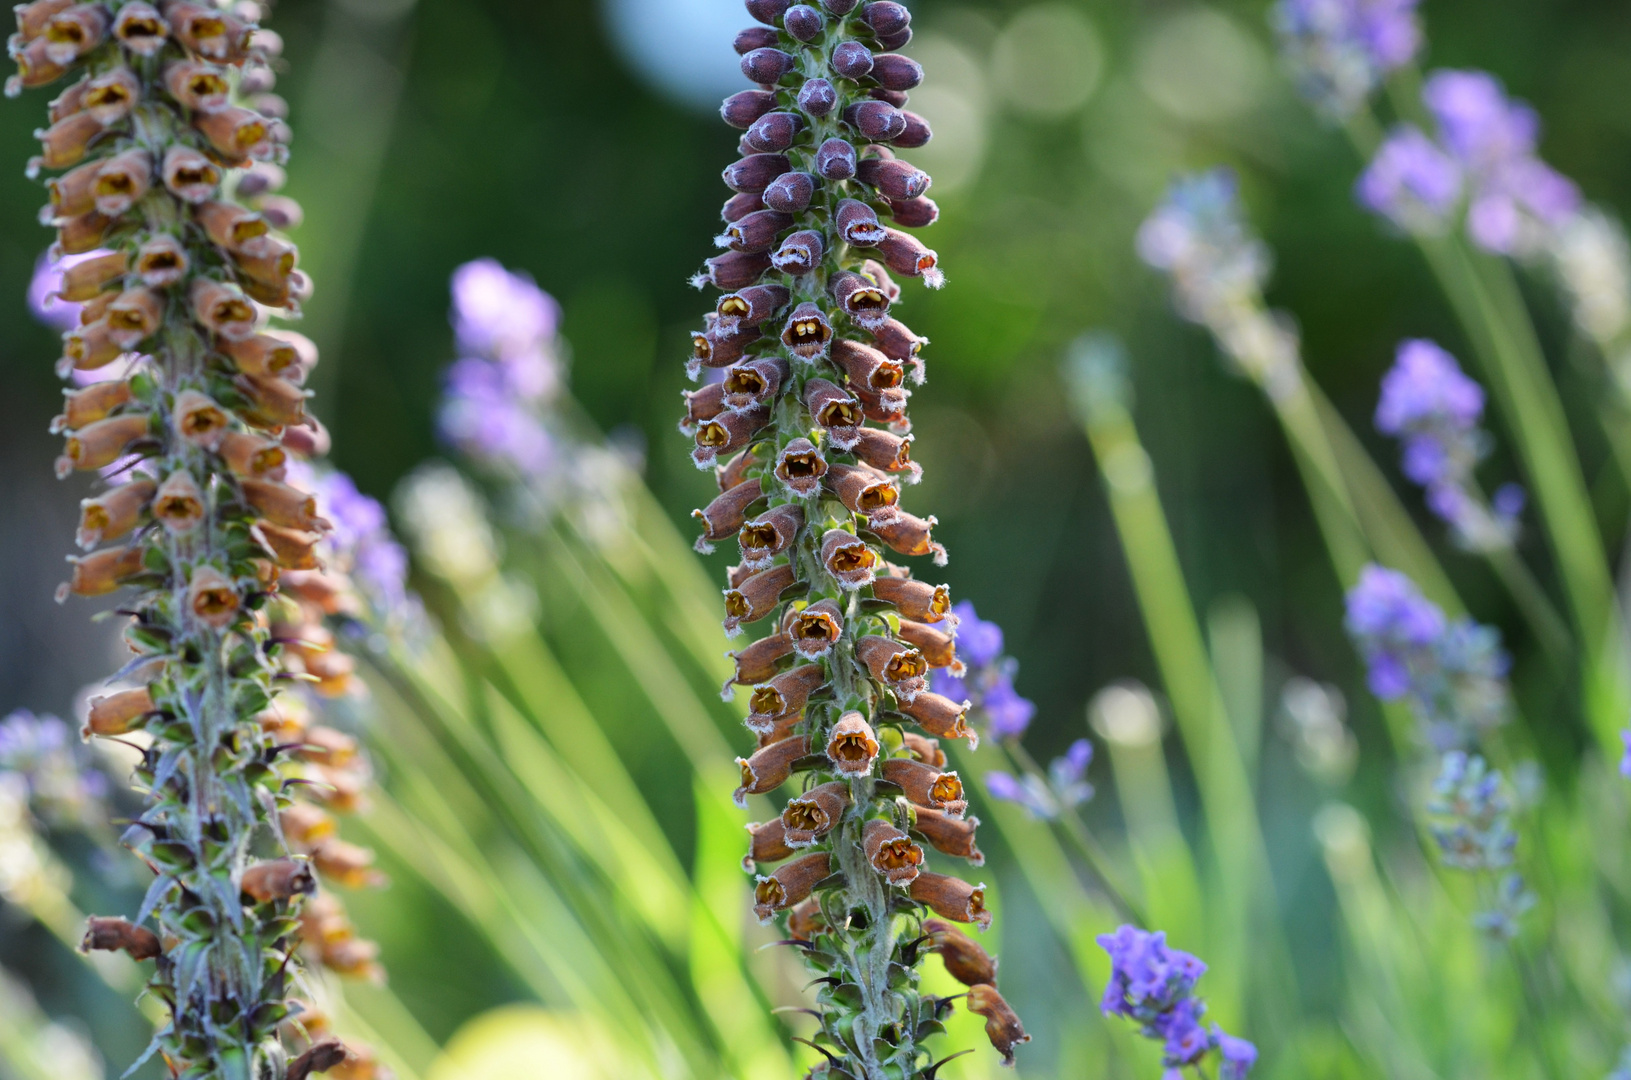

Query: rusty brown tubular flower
[683,1,1021,1074]
[11,4,384,1075]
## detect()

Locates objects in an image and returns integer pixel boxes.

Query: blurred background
[3,0,1631,1076]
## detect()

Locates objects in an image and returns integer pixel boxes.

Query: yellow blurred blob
[425,1006,623,1080]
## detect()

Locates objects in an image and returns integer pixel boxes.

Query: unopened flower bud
[745,0,789,24]
[779,301,833,358]
[280,802,336,847]
[870,320,925,368]
[240,857,317,903]
[744,110,803,154]
[788,598,844,658]
[913,806,982,864]
[681,381,727,434]
[871,575,949,623]
[857,634,926,698]
[863,817,924,885]
[826,711,880,775]
[875,228,942,287]
[772,229,825,275]
[75,475,153,548]
[886,196,938,230]
[872,510,945,564]
[693,404,770,469]
[46,158,98,217]
[910,872,988,929]
[861,0,910,35]
[84,685,155,736]
[741,47,796,84]
[309,838,382,889]
[106,287,164,348]
[726,631,795,690]
[892,110,932,149]
[897,618,957,669]
[900,690,970,742]
[821,0,857,13]
[870,52,923,91]
[827,270,891,330]
[783,780,848,845]
[716,447,760,493]
[967,984,1029,1063]
[903,731,945,767]
[856,156,929,201]
[55,209,111,254]
[763,170,816,213]
[814,136,856,180]
[923,918,995,985]
[57,249,127,300]
[280,419,329,459]
[723,152,791,194]
[256,521,322,569]
[241,477,323,530]
[723,562,795,636]
[35,109,103,170]
[734,25,780,53]
[734,733,810,806]
[744,818,795,869]
[719,207,793,253]
[190,278,257,339]
[693,477,765,550]
[753,851,832,922]
[162,145,221,202]
[722,194,767,228]
[723,355,790,412]
[797,77,837,117]
[721,88,779,129]
[783,3,823,39]
[82,916,161,960]
[165,1,252,61]
[775,436,828,497]
[746,660,822,731]
[62,543,144,598]
[236,372,309,428]
[187,564,241,627]
[831,41,874,79]
[844,100,905,141]
[696,250,774,291]
[195,104,273,162]
[820,528,879,587]
[153,470,206,534]
[61,412,150,472]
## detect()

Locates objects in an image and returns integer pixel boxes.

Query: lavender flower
[689,3,1026,1071]
[1375,339,1522,549]
[931,601,1037,740]
[0,709,107,830]
[1619,730,1631,780]
[1344,565,1510,747]
[1272,0,1421,117]
[1356,126,1463,236]
[12,5,380,1072]
[284,460,418,632]
[1428,751,1534,939]
[1098,925,1256,1077]
[985,738,1094,820]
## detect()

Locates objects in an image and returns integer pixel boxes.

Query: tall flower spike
[10,6,382,1076]
[686,2,1017,1074]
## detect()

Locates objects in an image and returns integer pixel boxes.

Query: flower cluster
[1343,565,1510,749]
[1098,925,1257,1079]
[1137,170,1300,399]
[1271,0,1420,118]
[682,0,1027,1072]
[1375,338,1523,550]
[930,601,1035,740]
[1427,751,1533,939]
[0,709,110,831]
[9,2,385,1074]
[1359,70,1580,256]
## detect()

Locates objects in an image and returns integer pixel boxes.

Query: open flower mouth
[718,296,752,319]
[829,546,875,574]
[697,422,731,448]
[783,802,829,834]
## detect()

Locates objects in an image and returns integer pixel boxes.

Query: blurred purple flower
[1620,730,1631,779]
[1357,126,1463,234]
[451,258,561,361]
[0,709,110,827]
[929,668,969,703]
[1273,0,1421,116]
[951,600,1003,668]
[1376,339,1485,434]
[286,462,417,628]
[1099,925,1253,1075]
[984,675,1036,738]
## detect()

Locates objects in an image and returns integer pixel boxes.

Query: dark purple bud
[763,170,816,212]
[892,110,932,148]
[836,198,887,245]
[822,0,857,13]
[745,0,790,26]
[843,100,905,141]
[887,195,938,228]
[738,132,758,156]
[696,250,774,291]
[870,53,922,91]
[876,227,942,286]
[723,153,791,193]
[717,283,791,334]
[876,28,911,49]
[734,26,781,53]
[831,41,874,80]
[771,229,825,275]
[780,301,833,359]
[815,137,857,180]
[856,156,930,200]
[861,1,910,36]
[720,208,794,252]
[722,89,779,129]
[742,47,797,84]
[797,78,838,118]
[869,87,910,108]
[870,318,923,361]
[830,269,892,328]
[783,4,824,41]
[745,111,804,153]
[722,191,766,223]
